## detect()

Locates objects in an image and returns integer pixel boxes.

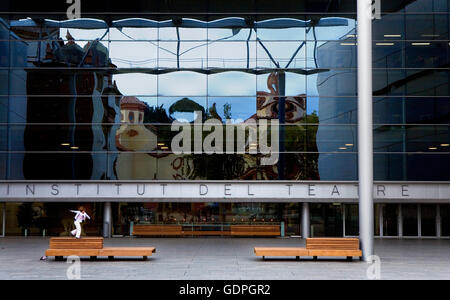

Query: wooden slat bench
[306,238,362,260]
[132,225,182,236]
[231,225,280,236]
[45,237,156,261]
[254,237,362,261]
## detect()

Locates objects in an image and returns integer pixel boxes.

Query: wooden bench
[132,225,183,236]
[45,237,156,261]
[254,237,362,261]
[231,225,280,237]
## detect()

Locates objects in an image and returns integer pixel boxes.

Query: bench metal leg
[143,256,148,260]
[108,256,114,261]
[313,256,317,260]
[55,256,63,261]
[296,256,300,261]
[347,256,353,261]
[90,256,97,261]
[262,256,265,260]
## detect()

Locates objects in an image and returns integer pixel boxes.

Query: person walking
[70,206,91,239]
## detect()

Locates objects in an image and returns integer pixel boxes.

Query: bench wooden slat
[49,237,103,249]
[46,249,101,256]
[99,247,156,256]
[253,238,362,260]
[254,247,308,256]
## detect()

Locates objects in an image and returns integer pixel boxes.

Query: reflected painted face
[256,95,306,123]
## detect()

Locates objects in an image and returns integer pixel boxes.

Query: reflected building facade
[0,0,449,238]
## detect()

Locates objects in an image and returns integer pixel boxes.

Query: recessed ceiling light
[412,42,430,46]
[61,143,70,146]
[376,43,394,46]
[441,144,449,147]
[345,144,354,147]
[341,43,356,46]
[429,147,437,150]
[70,146,79,150]
[339,147,347,150]
[384,34,401,38]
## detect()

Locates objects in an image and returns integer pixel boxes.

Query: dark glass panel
[373,14,405,41]
[383,204,399,236]
[441,204,450,236]
[374,153,450,181]
[406,14,449,40]
[421,204,437,236]
[373,97,404,124]
[405,41,449,69]
[373,125,404,152]
[345,204,358,236]
[405,69,450,96]
[373,42,403,69]
[403,204,418,236]
[8,152,108,180]
[373,69,406,96]
[310,203,343,237]
[405,125,450,152]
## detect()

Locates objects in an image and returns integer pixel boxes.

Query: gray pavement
[0,237,449,280]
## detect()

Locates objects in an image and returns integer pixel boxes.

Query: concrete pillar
[436,204,441,238]
[301,202,310,238]
[357,0,375,261]
[103,202,112,238]
[398,204,403,238]
[1,203,5,237]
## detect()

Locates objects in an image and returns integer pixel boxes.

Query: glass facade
[0,0,449,237]
[0,0,449,181]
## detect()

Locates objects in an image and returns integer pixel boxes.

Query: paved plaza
[0,237,449,280]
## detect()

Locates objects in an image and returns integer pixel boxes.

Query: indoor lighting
[341,42,356,46]
[161,146,169,150]
[345,144,354,147]
[441,144,449,147]
[412,42,430,46]
[376,43,394,46]
[61,143,70,146]
[384,34,401,38]
[157,143,165,146]
[347,34,357,38]
[429,147,438,150]
[70,146,79,150]
[339,147,347,150]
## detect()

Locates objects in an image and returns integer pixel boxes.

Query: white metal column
[357,0,374,261]
[302,202,310,238]
[103,202,112,238]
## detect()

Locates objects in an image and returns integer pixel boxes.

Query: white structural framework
[357,0,375,262]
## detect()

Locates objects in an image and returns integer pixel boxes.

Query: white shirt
[70,210,91,223]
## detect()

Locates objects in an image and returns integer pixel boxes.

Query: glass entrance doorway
[310,203,343,237]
